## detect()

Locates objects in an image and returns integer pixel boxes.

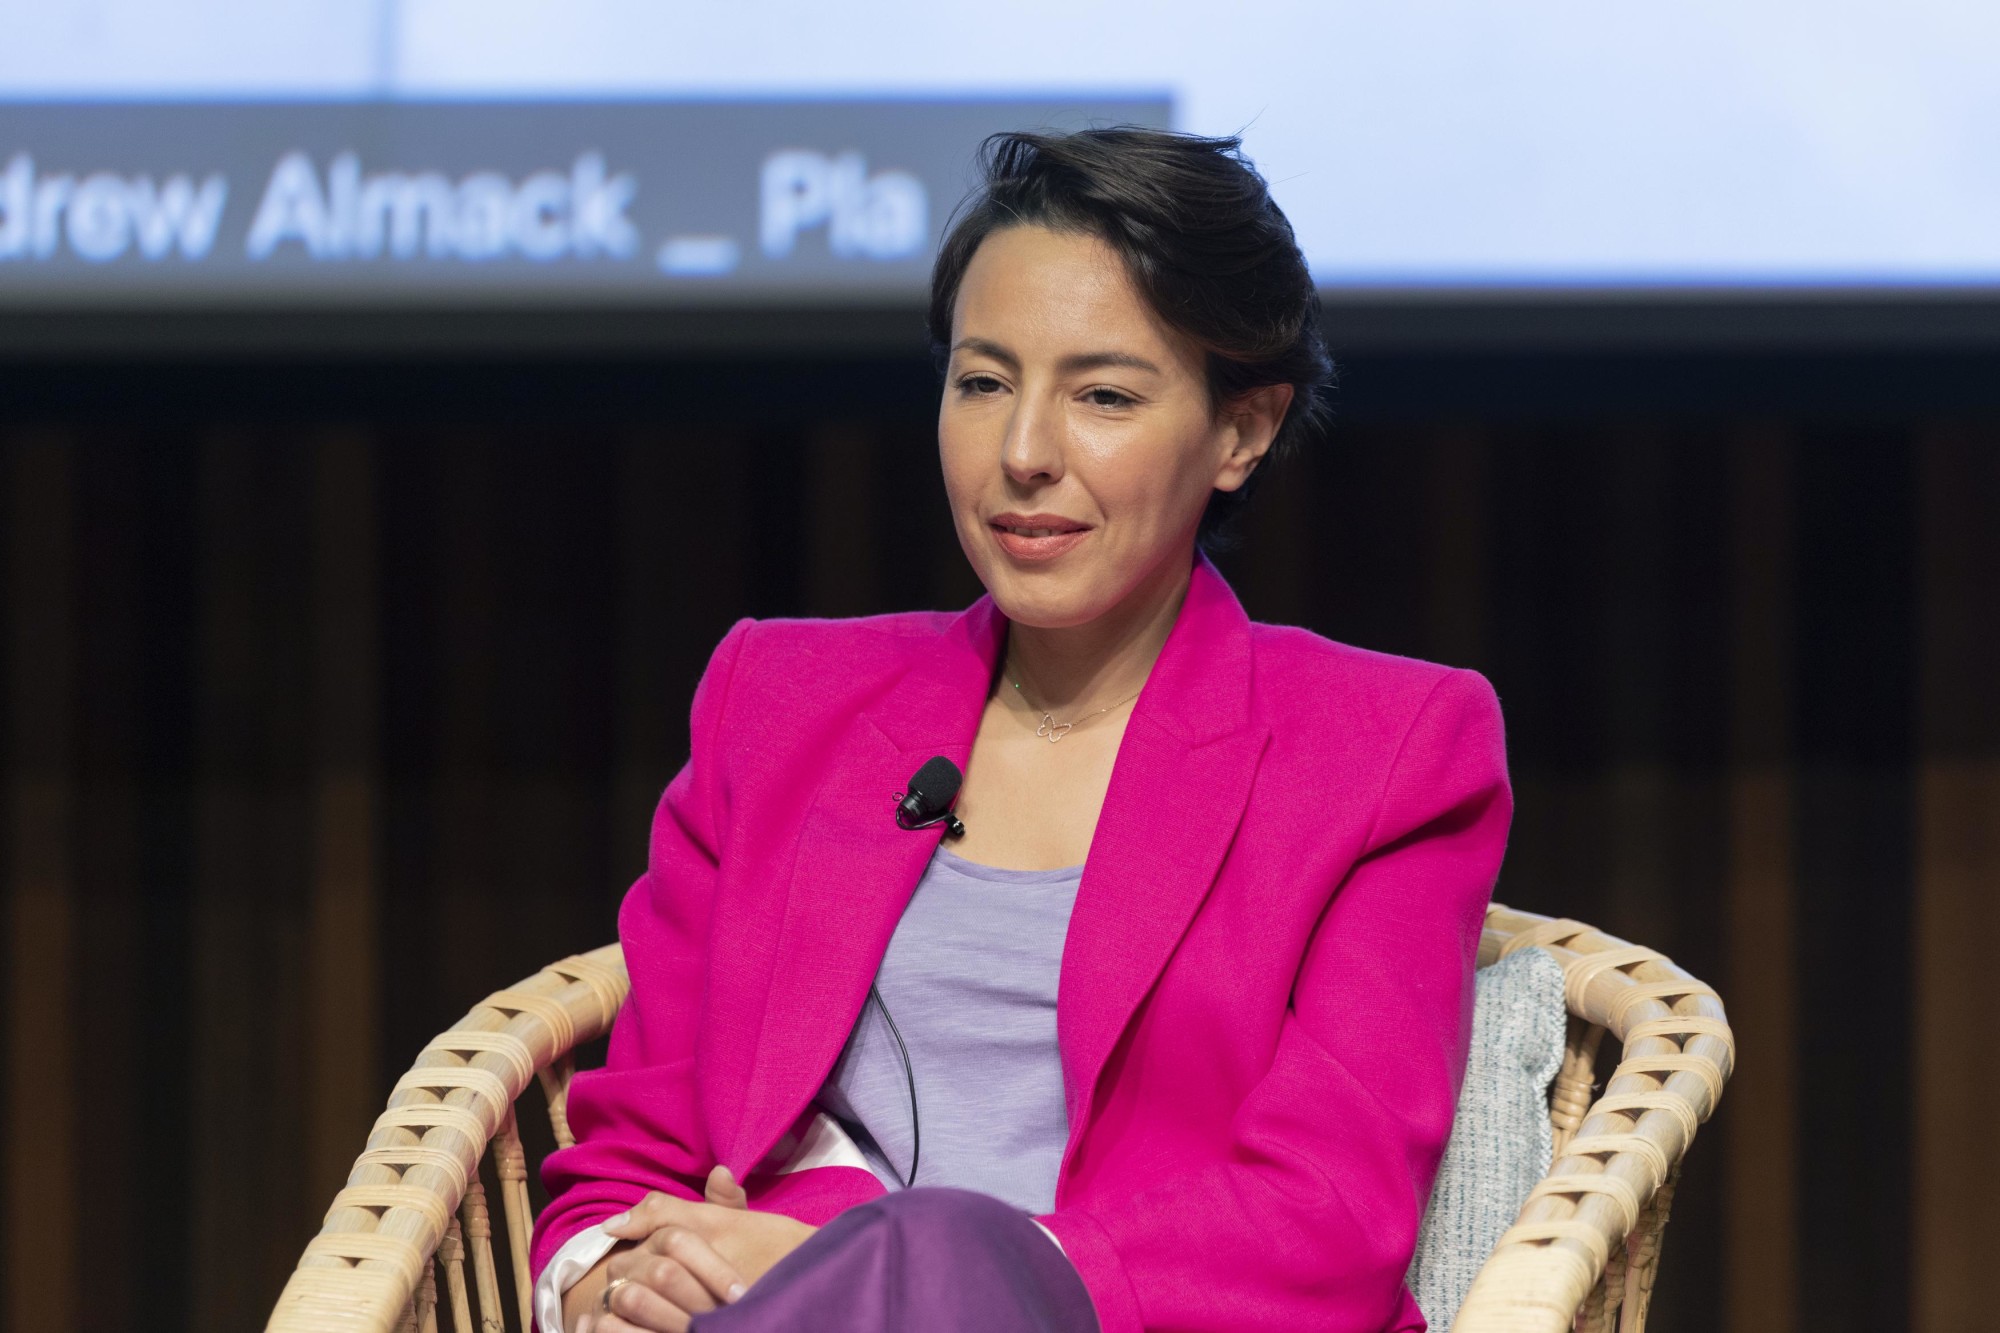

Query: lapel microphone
[894,756,966,838]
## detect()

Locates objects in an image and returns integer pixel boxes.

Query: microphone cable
[867,981,921,1189]
[874,756,956,1191]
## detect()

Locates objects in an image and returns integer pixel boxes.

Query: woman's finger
[605,1245,652,1285]
[634,1253,723,1318]
[704,1164,748,1210]
[605,1228,743,1314]
[596,1312,683,1333]
[643,1225,748,1306]
[600,1274,693,1332]
[604,1190,706,1240]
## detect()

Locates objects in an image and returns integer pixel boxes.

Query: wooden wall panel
[187,429,316,1329]
[3,431,77,1333]
[1420,425,1490,668]
[69,431,203,1329]
[305,429,382,1210]
[1791,430,1915,1333]
[805,424,885,619]
[1721,426,1798,1333]
[1911,426,2000,1330]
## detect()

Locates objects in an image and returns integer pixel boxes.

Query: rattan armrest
[1452,907,1735,1333]
[268,946,629,1333]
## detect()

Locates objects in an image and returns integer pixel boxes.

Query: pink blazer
[532,551,1512,1333]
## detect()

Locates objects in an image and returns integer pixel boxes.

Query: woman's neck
[1000,547,1195,713]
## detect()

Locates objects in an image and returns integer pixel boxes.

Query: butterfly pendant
[1036,713,1074,743]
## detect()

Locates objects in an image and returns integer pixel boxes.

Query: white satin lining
[760,1107,877,1175]
[533,1223,617,1333]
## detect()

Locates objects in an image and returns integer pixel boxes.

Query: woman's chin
[981,575,1114,631]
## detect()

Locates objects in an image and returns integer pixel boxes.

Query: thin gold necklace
[1003,663,1142,743]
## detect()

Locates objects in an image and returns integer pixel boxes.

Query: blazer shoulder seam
[1250,621,1470,678]
[1356,667,1464,853]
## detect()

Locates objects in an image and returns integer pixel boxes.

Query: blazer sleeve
[1038,668,1513,1333]
[529,616,755,1280]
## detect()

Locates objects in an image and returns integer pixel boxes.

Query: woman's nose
[999,396,1064,486]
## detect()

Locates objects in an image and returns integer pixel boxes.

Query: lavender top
[816,842,1083,1214]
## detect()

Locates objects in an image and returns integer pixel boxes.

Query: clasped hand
[577,1166,818,1333]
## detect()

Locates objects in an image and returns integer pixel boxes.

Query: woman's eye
[957,374,1004,396]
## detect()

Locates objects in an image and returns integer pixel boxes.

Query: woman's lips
[990,519,1092,561]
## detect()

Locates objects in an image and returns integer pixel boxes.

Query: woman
[531,127,1511,1333]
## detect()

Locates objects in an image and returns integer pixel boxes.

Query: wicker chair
[267,905,1733,1333]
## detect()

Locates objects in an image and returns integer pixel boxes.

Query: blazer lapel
[729,596,1006,1171]
[1051,556,1269,1194]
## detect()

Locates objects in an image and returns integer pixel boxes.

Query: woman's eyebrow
[951,336,1019,367]
[1056,350,1162,377]
[951,337,1161,378]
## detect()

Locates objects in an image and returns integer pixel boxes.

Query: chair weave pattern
[266,907,1731,1333]
[268,946,627,1333]
[1454,907,1735,1333]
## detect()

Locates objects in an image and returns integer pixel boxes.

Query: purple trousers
[691,1189,1100,1333]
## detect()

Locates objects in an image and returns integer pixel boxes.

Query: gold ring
[600,1277,631,1314]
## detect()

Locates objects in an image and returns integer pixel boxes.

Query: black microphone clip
[894,755,967,839]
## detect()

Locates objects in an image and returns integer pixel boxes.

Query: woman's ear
[1213,383,1294,493]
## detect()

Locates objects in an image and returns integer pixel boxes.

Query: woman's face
[939,224,1285,629]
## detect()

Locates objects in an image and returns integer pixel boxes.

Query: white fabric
[530,1110,1063,1330]
[534,1223,616,1333]
[1405,944,1569,1330]
[760,1107,877,1175]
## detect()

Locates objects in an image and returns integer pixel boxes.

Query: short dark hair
[928,126,1333,551]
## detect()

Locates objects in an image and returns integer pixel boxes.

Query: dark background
[2,315,1997,1331]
